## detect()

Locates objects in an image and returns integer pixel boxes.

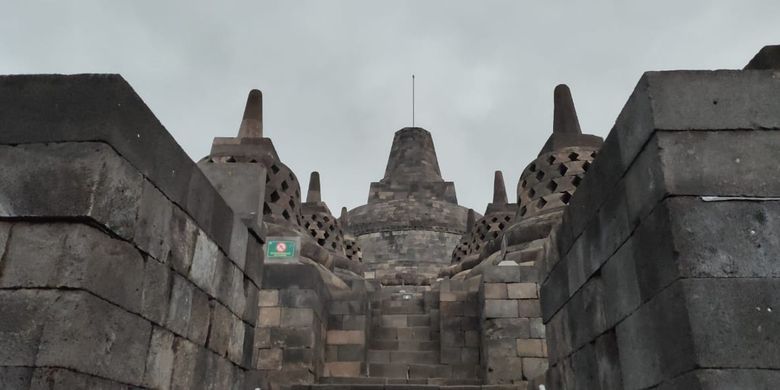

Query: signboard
[265,236,299,261]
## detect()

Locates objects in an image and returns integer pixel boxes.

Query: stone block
[483,318,530,340]
[143,326,175,390]
[507,283,537,299]
[602,237,641,329]
[36,290,152,386]
[208,302,232,356]
[529,318,545,339]
[516,339,545,358]
[0,290,61,366]
[254,327,271,349]
[271,327,315,349]
[134,180,174,263]
[0,143,144,240]
[189,229,219,295]
[465,330,480,347]
[168,207,198,275]
[539,258,569,323]
[337,344,365,361]
[324,362,362,377]
[166,274,194,337]
[188,285,210,346]
[484,300,518,319]
[594,330,623,389]
[257,348,283,370]
[327,330,365,345]
[522,358,548,381]
[243,280,259,326]
[659,130,780,198]
[0,223,145,314]
[517,300,541,318]
[484,283,508,299]
[284,348,314,365]
[616,281,696,389]
[30,367,132,389]
[280,288,321,309]
[227,315,246,365]
[141,256,172,325]
[281,308,315,327]
[655,368,780,390]
[570,342,598,390]
[259,289,280,307]
[0,367,32,389]
[228,216,249,270]
[170,337,204,390]
[683,278,780,369]
[258,307,281,327]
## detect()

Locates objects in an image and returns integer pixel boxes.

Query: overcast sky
[1,1,777,212]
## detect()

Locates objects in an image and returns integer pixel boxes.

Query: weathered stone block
[166,274,194,337]
[257,348,283,370]
[522,357,548,381]
[616,281,696,389]
[134,180,174,263]
[0,223,145,314]
[507,283,537,299]
[227,315,246,366]
[208,301,232,356]
[281,308,315,327]
[484,300,518,318]
[258,307,281,327]
[143,326,175,390]
[271,327,315,349]
[324,362,362,377]
[36,290,152,386]
[483,318,530,340]
[259,289,279,307]
[0,367,32,389]
[484,283,508,299]
[0,143,144,240]
[0,290,59,366]
[517,300,541,318]
[516,339,545,358]
[142,256,172,325]
[327,330,364,345]
[30,367,132,389]
[190,229,219,295]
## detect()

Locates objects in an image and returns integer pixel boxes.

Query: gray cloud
[1,0,777,211]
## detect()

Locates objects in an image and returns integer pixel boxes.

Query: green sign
[266,238,298,258]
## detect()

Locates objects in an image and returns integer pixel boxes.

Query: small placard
[265,236,300,261]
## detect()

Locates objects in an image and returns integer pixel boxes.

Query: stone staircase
[364,286,468,385]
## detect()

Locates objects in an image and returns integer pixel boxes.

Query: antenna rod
[412,74,415,127]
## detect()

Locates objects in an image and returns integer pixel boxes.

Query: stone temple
[1,45,780,390]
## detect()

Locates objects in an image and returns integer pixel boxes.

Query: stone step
[380,314,431,327]
[369,339,440,351]
[368,363,453,379]
[368,350,440,364]
[371,327,437,341]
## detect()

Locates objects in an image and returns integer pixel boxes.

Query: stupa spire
[307,171,321,203]
[553,84,582,135]
[237,89,263,138]
[492,170,508,204]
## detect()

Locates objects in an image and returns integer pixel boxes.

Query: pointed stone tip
[306,171,321,203]
[493,170,508,204]
[466,209,476,233]
[553,84,582,135]
[237,89,263,138]
[340,207,349,226]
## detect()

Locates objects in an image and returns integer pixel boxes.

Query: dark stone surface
[744,45,780,70]
[0,74,236,255]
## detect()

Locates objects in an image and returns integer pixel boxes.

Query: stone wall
[0,75,264,389]
[479,266,546,386]
[360,230,463,284]
[541,68,780,389]
[438,278,481,380]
